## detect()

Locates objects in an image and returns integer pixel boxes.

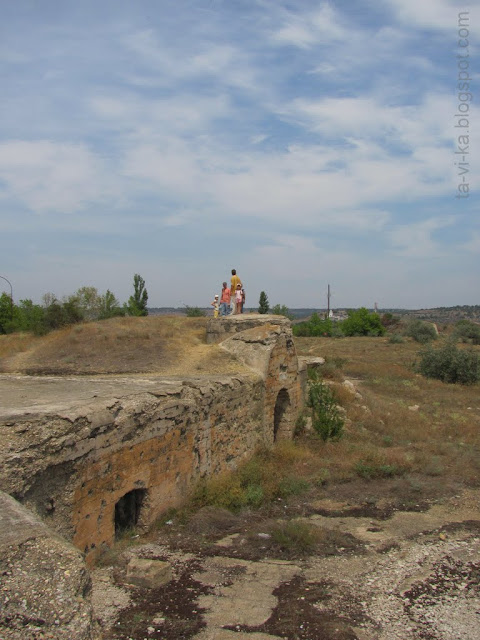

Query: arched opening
[273,388,290,441]
[114,489,147,539]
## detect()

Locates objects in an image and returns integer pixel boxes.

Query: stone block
[126,557,173,588]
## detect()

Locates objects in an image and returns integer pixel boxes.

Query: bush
[340,308,385,337]
[306,374,344,441]
[269,520,320,554]
[452,319,480,345]
[271,304,294,320]
[380,312,401,330]
[185,306,206,317]
[416,342,480,384]
[405,319,438,343]
[293,313,334,337]
[389,333,405,344]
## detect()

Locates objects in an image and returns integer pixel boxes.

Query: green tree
[271,303,294,320]
[74,286,102,321]
[43,297,83,330]
[17,299,47,335]
[293,312,334,337]
[341,307,385,337]
[126,274,148,316]
[258,291,269,314]
[99,290,125,319]
[0,292,17,333]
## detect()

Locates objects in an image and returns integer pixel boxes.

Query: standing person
[210,294,219,318]
[230,269,242,314]
[219,282,231,316]
[234,283,243,315]
[240,287,246,313]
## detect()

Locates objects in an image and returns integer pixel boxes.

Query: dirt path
[93,488,480,640]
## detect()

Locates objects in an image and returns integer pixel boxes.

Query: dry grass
[295,335,480,489]
[161,333,480,521]
[0,316,246,376]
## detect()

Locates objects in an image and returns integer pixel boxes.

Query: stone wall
[1,375,264,564]
[0,316,304,565]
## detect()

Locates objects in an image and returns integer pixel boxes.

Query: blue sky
[0,0,478,310]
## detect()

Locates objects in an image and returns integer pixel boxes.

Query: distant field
[149,305,480,323]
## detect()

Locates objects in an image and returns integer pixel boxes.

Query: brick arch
[264,334,302,442]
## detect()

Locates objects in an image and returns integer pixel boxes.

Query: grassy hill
[0,316,244,376]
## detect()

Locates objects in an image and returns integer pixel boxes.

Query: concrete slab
[0,373,182,418]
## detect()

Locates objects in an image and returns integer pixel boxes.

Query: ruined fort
[0,315,310,637]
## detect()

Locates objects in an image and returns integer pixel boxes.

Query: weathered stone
[0,491,96,640]
[206,313,290,344]
[0,319,305,565]
[126,557,172,588]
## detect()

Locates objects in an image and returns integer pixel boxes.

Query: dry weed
[295,335,480,488]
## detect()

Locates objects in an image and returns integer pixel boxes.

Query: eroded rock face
[0,491,96,640]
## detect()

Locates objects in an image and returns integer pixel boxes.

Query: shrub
[355,460,404,479]
[275,476,310,498]
[405,319,438,343]
[340,308,385,337]
[380,312,401,330]
[271,303,294,320]
[269,520,320,554]
[16,299,48,335]
[416,342,480,385]
[452,319,480,345]
[185,306,206,317]
[306,373,344,441]
[389,333,405,344]
[293,313,333,337]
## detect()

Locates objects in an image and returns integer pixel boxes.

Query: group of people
[211,269,245,317]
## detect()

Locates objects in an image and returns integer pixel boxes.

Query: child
[211,294,220,318]
[235,284,243,315]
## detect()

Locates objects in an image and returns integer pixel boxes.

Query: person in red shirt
[219,282,231,316]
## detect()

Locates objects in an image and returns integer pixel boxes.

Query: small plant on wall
[306,371,344,442]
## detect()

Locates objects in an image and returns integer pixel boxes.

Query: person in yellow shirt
[210,294,219,318]
[230,269,242,314]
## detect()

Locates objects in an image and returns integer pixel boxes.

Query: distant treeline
[0,274,149,335]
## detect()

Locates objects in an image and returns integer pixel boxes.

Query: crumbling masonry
[0,315,307,566]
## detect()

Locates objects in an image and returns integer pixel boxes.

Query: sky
[0,0,478,310]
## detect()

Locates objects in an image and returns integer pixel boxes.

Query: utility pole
[327,284,331,319]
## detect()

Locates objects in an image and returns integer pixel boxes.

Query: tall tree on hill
[126,274,148,316]
[258,291,269,314]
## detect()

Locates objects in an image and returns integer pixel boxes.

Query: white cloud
[271,3,347,48]
[385,0,480,34]
[388,217,457,258]
[0,140,118,213]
